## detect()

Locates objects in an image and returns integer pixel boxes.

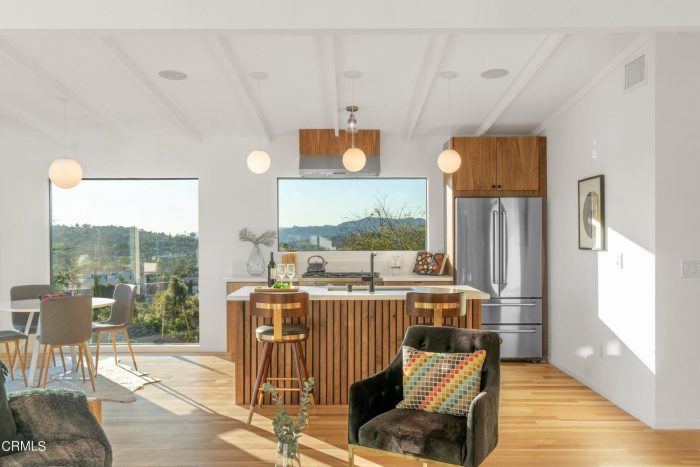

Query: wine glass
[286,263,296,287]
[276,264,287,284]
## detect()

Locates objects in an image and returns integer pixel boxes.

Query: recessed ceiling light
[158,70,188,81]
[480,68,509,79]
[342,70,362,79]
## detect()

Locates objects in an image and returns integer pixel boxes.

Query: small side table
[87,397,102,424]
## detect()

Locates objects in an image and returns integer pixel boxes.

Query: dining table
[0,297,115,385]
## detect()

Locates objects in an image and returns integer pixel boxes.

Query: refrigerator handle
[491,210,499,284]
[500,211,507,284]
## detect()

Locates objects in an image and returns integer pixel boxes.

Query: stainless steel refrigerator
[455,197,543,359]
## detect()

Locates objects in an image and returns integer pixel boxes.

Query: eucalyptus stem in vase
[239,228,277,276]
[262,377,315,467]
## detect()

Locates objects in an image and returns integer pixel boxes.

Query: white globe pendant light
[247,72,271,174]
[246,149,271,174]
[343,147,366,173]
[49,98,83,189]
[342,71,366,172]
[437,148,461,173]
[437,71,461,174]
[49,158,83,189]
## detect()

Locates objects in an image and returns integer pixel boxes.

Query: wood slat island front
[227,285,489,405]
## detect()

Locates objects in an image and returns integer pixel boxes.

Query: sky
[51,179,198,235]
[278,178,427,227]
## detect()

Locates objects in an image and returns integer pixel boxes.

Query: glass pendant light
[342,71,366,172]
[49,97,83,189]
[437,71,462,174]
[247,72,271,174]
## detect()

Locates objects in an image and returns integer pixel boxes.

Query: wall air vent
[624,54,646,90]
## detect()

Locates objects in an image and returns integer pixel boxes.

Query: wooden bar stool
[406,291,464,327]
[247,291,311,424]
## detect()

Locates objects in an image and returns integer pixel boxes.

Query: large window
[50,179,199,344]
[278,178,427,251]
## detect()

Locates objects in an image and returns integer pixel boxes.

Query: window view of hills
[50,179,199,344]
[51,224,199,343]
[277,178,427,251]
[279,216,426,251]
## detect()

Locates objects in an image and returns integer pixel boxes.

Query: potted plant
[262,377,315,467]
[239,228,277,276]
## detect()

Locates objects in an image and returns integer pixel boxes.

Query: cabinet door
[496,137,540,191]
[452,137,498,191]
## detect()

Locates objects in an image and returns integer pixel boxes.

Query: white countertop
[224,273,453,283]
[224,275,267,282]
[381,274,453,282]
[227,285,489,301]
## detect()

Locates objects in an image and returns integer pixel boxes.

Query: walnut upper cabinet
[450,136,544,195]
[452,137,497,191]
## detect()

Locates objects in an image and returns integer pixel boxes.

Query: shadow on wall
[597,227,655,373]
[575,227,655,373]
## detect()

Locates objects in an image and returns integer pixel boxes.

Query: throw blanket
[1,389,111,467]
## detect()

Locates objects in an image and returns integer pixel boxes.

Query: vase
[246,244,266,276]
[274,441,301,467]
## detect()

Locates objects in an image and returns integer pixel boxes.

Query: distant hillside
[279,216,425,251]
[51,224,198,278]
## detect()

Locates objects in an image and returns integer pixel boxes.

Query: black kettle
[306,255,328,273]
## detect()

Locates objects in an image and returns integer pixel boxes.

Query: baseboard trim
[548,357,655,428]
[88,343,200,353]
[654,420,700,429]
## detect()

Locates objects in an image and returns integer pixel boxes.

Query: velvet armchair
[348,325,501,467]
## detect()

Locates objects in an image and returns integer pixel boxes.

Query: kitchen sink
[325,285,414,292]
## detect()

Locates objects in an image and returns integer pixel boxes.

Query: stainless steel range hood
[299,154,380,177]
[298,129,381,177]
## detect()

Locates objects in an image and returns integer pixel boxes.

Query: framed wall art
[578,175,605,250]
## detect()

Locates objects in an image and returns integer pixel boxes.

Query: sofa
[1,388,111,466]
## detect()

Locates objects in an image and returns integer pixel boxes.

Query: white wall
[544,39,657,426]
[0,130,445,352]
[654,33,700,429]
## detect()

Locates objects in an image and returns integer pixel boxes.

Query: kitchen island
[227,285,489,405]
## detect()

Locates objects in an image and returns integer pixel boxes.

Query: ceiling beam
[0,38,129,140]
[316,35,340,136]
[0,97,62,140]
[100,35,204,142]
[533,33,652,135]
[476,33,566,136]
[403,34,450,142]
[207,35,272,143]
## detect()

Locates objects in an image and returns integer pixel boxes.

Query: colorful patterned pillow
[396,345,486,416]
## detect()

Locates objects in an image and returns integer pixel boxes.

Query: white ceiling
[0,31,643,142]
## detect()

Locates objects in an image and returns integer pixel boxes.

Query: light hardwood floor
[103,355,700,466]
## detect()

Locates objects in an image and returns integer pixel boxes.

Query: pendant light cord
[62,98,68,157]
[257,79,262,150]
[350,77,356,149]
[447,77,452,149]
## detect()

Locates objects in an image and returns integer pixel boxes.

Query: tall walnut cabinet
[447,135,548,359]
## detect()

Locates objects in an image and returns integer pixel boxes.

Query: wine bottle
[267,252,276,287]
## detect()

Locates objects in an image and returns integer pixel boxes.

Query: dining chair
[10,284,54,362]
[37,295,96,391]
[0,330,28,386]
[92,284,138,373]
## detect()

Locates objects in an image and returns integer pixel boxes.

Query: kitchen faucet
[369,252,377,293]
